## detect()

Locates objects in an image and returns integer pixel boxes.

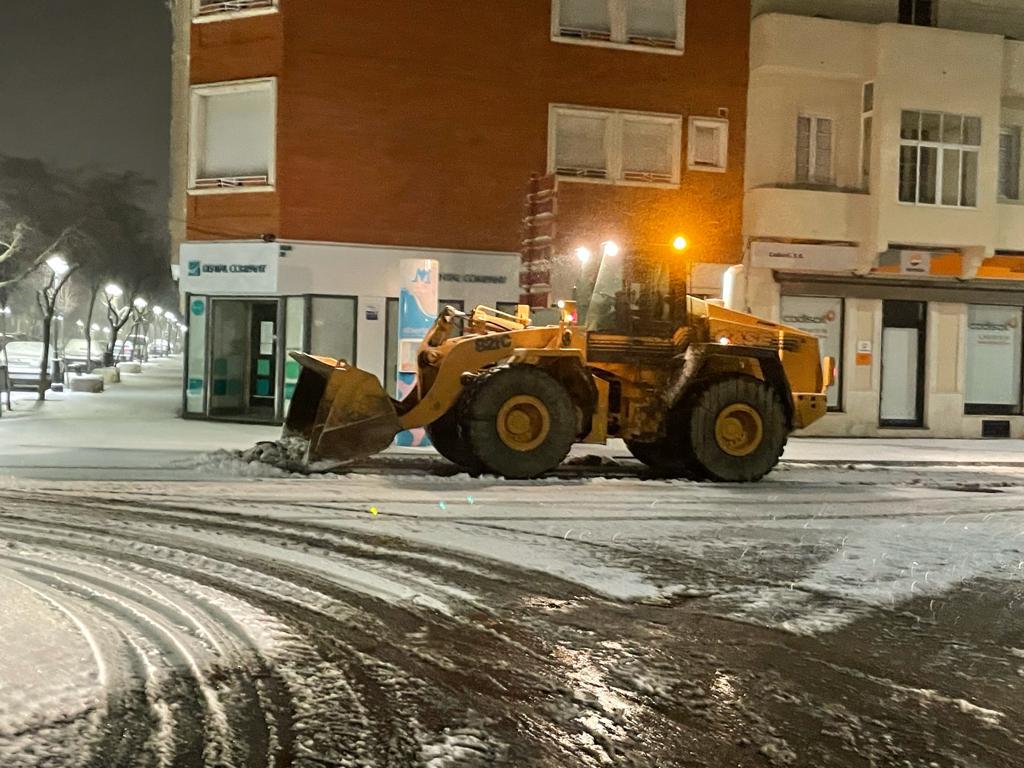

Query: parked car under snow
[2,341,56,389]
[62,338,106,370]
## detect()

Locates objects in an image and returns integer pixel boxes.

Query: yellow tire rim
[496,395,551,452]
[714,404,764,457]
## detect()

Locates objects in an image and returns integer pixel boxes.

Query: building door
[249,301,278,413]
[880,300,927,427]
[208,298,279,421]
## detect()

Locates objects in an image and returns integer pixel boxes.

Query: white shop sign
[751,242,859,273]
[780,295,843,409]
[179,242,280,295]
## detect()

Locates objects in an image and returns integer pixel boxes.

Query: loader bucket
[284,352,401,465]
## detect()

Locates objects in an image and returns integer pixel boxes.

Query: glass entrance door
[208,298,279,421]
[249,301,277,413]
[880,300,927,427]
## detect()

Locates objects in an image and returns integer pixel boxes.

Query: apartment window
[898,111,980,207]
[796,116,833,185]
[1000,127,1022,201]
[194,0,276,21]
[552,0,686,53]
[898,0,936,26]
[550,106,682,185]
[189,79,276,192]
[861,83,874,189]
[965,305,1023,415]
[688,117,728,173]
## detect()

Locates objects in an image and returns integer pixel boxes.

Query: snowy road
[2,359,1024,766]
[3,462,1024,767]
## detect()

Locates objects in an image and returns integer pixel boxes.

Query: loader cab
[582,247,686,338]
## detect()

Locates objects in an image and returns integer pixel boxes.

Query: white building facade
[733,0,1024,437]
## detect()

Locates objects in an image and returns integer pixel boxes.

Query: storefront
[732,242,1024,438]
[179,241,520,423]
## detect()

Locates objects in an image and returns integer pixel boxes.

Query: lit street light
[46,254,69,277]
[673,235,688,252]
[104,283,123,299]
[601,240,620,258]
[574,246,592,265]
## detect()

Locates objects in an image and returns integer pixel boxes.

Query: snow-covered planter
[94,367,120,385]
[69,375,104,393]
[117,362,142,374]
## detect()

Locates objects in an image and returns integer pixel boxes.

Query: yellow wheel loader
[284,248,833,481]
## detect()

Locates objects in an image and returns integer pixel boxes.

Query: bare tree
[34,258,77,400]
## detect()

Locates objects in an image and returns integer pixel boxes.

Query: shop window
[780,296,843,410]
[999,127,1022,201]
[309,297,356,363]
[551,105,682,185]
[965,304,1023,415]
[899,111,979,207]
[283,297,306,407]
[185,295,208,414]
[189,79,276,192]
[796,115,833,185]
[552,0,685,53]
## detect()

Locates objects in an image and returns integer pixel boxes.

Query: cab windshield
[583,251,674,332]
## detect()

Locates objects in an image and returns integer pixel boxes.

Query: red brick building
[171,0,750,422]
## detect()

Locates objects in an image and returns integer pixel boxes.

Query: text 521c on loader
[284,247,834,482]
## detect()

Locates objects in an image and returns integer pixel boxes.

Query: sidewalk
[2,356,1023,480]
[0,357,279,479]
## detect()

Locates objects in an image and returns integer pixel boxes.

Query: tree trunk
[37,308,52,401]
[84,284,98,370]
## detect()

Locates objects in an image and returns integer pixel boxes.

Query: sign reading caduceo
[750,241,860,273]
[179,242,281,294]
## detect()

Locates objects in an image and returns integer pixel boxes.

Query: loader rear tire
[465,365,576,479]
[426,402,483,473]
[687,374,787,483]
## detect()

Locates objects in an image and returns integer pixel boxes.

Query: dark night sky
[0,0,171,216]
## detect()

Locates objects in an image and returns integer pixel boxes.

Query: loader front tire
[688,375,787,483]
[465,366,576,479]
[426,402,483,473]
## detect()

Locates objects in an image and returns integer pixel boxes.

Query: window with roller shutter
[551,0,685,53]
[189,79,276,193]
[550,105,682,186]
[687,117,728,173]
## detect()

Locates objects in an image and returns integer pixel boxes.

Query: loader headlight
[719,336,731,345]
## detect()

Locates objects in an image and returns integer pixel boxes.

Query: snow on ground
[3,357,1024,764]
[3,355,1024,635]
